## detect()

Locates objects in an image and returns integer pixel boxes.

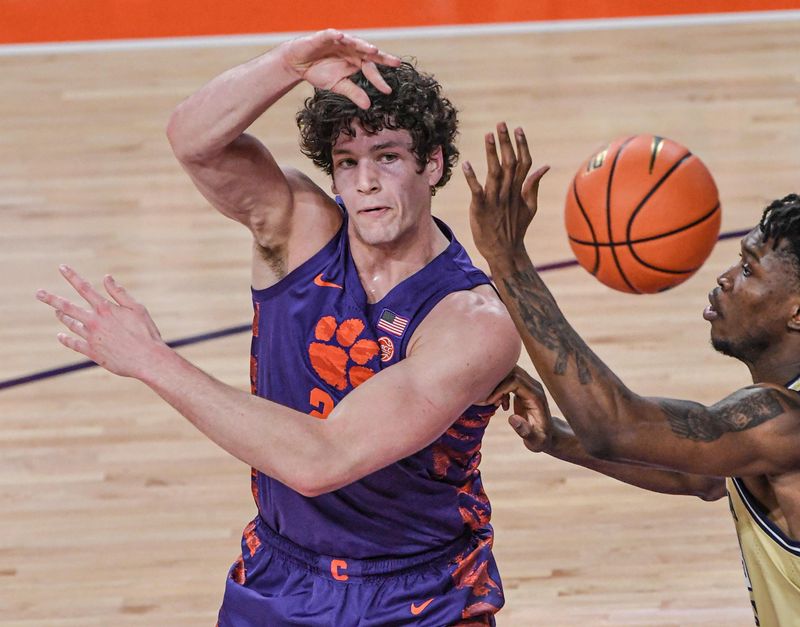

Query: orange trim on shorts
[3,0,799,45]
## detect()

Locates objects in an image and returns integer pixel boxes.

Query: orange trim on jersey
[3,0,798,45]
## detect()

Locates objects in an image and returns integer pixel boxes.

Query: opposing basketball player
[36,30,520,625]
[464,123,800,625]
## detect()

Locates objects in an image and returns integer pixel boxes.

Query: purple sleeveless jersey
[223,210,504,624]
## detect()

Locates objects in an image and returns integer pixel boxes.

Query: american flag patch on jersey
[377,309,409,337]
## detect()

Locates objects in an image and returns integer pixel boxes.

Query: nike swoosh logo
[313,273,342,289]
[410,598,434,615]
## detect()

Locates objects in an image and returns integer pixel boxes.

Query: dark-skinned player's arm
[463,123,800,479]
[490,366,725,501]
[165,30,401,281]
[36,266,519,497]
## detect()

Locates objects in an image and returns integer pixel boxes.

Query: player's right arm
[165,30,400,278]
[492,367,725,501]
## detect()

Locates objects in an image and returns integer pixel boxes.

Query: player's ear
[787,300,800,332]
[426,146,444,188]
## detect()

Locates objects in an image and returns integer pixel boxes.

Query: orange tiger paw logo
[309,316,379,390]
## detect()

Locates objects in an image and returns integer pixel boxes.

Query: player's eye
[379,153,398,163]
[739,254,752,277]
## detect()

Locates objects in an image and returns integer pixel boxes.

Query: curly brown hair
[296,61,459,194]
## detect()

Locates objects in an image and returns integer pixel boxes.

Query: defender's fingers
[36,289,93,323]
[496,122,518,196]
[55,310,89,339]
[462,161,485,197]
[485,377,517,405]
[513,127,533,187]
[58,265,109,309]
[104,275,138,309]
[484,132,501,181]
[508,413,533,437]
[521,165,551,208]
[496,122,518,171]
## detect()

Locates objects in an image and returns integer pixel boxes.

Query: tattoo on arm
[659,389,798,442]
[502,268,598,384]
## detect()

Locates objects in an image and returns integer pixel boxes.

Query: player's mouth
[359,206,391,217]
[703,289,722,321]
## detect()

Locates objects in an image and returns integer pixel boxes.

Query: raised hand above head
[282,29,402,109]
[462,123,549,265]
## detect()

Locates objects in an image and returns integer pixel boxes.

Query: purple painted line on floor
[0,228,752,392]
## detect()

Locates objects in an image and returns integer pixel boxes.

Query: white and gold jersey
[727,476,800,626]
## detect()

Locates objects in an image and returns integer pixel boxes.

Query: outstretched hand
[488,366,554,453]
[282,29,402,109]
[463,123,549,264]
[36,265,166,379]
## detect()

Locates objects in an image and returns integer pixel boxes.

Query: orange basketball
[564,134,721,294]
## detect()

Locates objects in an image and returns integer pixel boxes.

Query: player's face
[330,122,443,249]
[705,227,800,362]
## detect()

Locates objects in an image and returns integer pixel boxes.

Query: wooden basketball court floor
[3,13,800,626]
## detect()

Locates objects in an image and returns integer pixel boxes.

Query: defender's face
[705,227,800,361]
[330,122,443,249]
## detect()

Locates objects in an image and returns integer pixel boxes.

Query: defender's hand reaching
[282,29,402,109]
[36,265,166,379]
[463,123,549,264]
[488,366,554,453]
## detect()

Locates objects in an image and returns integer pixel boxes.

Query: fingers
[361,61,392,94]
[330,77,371,110]
[461,161,484,197]
[36,289,93,324]
[58,264,110,310]
[486,365,542,404]
[522,164,551,210]
[513,127,533,190]
[55,310,88,339]
[337,32,401,68]
[56,332,91,358]
[103,274,137,309]
[483,132,501,200]
[496,123,518,200]
[509,413,533,438]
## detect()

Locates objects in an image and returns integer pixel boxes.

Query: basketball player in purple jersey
[36,30,520,625]
[465,124,800,624]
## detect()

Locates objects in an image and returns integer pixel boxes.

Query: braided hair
[759,194,800,279]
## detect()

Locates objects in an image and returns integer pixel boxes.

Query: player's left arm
[317,285,521,492]
[36,266,520,496]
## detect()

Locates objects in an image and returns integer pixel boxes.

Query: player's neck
[747,348,800,387]
[350,217,448,304]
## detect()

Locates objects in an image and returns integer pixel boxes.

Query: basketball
[564,134,721,294]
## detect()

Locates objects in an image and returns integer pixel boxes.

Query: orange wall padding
[3,0,800,45]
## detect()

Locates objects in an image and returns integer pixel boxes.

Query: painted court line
[2,228,750,391]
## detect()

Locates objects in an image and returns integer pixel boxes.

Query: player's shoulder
[412,284,520,359]
[718,383,800,422]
